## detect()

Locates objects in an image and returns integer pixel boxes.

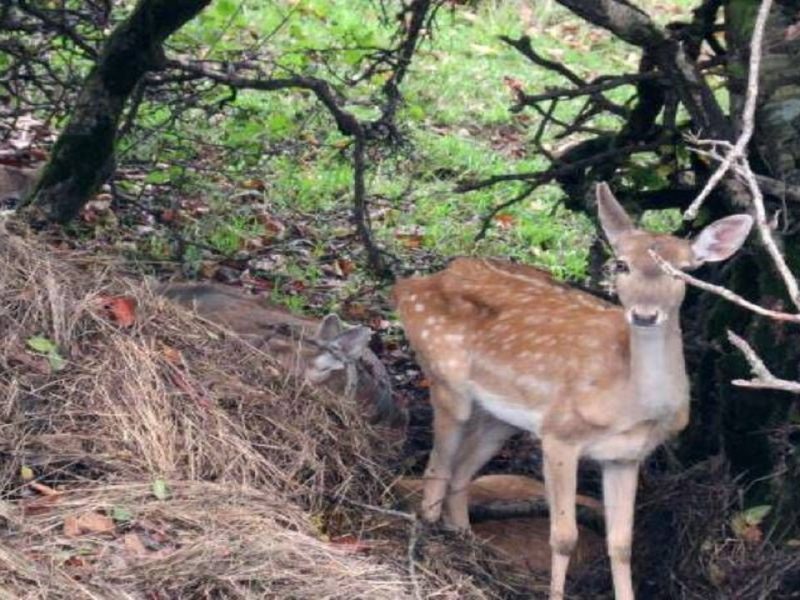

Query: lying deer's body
[158,282,405,428]
[393,184,752,599]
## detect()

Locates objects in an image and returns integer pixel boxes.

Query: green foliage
[26,336,66,372]
[114,1,711,285]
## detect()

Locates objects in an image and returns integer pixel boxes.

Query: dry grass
[0,229,542,599]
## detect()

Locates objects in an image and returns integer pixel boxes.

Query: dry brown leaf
[63,515,81,537]
[241,178,266,191]
[123,532,148,556]
[64,511,116,537]
[494,213,515,229]
[22,493,62,516]
[395,233,423,248]
[335,258,355,277]
[161,345,183,366]
[29,481,60,496]
[97,295,137,328]
[330,534,372,554]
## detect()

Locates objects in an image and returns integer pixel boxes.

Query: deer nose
[630,310,659,327]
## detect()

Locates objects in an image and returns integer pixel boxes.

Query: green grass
[128,0,703,293]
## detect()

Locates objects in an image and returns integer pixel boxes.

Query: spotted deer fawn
[392,183,752,600]
[158,282,405,428]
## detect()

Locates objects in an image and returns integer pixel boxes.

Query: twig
[648,250,800,324]
[684,0,773,218]
[514,72,656,107]
[727,331,800,394]
[474,184,537,242]
[740,146,800,310]
[408,518,423,600]
[457,140,663,193]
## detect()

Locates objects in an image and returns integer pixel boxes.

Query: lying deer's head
[303,314,373,387]
[597,182,753,329]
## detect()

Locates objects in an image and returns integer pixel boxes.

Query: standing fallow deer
[158,282,406,429]
[392,183,753,600]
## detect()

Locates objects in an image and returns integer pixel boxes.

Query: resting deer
[392,183,752,600]
[0,164,40,208]
[158,282,405,428]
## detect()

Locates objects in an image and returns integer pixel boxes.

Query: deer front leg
[422,386,468,523]
[542,437,580,600]
[601,460,639,600]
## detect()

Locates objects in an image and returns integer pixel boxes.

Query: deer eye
[613,259,630,274]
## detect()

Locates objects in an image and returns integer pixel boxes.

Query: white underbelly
[469,384,543,435]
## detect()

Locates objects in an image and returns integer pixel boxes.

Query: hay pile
[0,229,540,598]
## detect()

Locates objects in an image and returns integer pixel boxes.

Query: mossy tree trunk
[19,0,210,225]
[684,0,800,527]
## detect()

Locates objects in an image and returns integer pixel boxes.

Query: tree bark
[19,0,210,225]
[686,0,800,527]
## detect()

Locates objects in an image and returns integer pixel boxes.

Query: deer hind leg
[542,437,580,600]
[601,460,639,600]
[422,385,470,523]
[443,410,516,530]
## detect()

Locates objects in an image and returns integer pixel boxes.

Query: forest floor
[6,1,797,598]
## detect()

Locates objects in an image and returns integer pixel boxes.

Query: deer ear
[691,214,753,265]
[333,326,372,359]
[597,182,634,250]
[316,314,344,340]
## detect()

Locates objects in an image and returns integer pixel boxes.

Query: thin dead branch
[727,330,800,394]
[649,249,800,324]
[684,0,773,219]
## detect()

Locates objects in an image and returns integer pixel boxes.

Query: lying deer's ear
[691,214,753,264]
[596,182,634,250]
[317,314,344,340]
[333,326,372,359]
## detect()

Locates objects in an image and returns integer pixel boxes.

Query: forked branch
[727,331,800,394]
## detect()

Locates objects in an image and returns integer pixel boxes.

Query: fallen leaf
[26,336,57,354]
[494,213,515,229]
[112,505,134,523]
[63,515,81,537]
[241,178,266,191]
[503,76,525,95]
[731,505,771,543]
[160,208,180,223]
[64,512,116,537]
[97,295,137,327]
[123,532,148,556]
[335,258,355,277]
[29,481,59,496]
[25,336,66,371]
[152,478,169,501]
[22,493,62,516]
[395,233,424,248]
[20,465,34,481]
[161,345,183,366]
[344,303,368,319]
[330,534,372,554]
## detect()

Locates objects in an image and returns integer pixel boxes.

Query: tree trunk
[685,0,800,528]
[19,0,210,225]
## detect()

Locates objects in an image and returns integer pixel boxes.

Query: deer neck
[627,317,688,419]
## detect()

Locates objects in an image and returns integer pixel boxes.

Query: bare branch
[684,0,773,219]
[649,250,800,324]
[727,331,800,394]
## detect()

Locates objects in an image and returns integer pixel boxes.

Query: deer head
[304,314,372,387]
[597,182,753,328]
